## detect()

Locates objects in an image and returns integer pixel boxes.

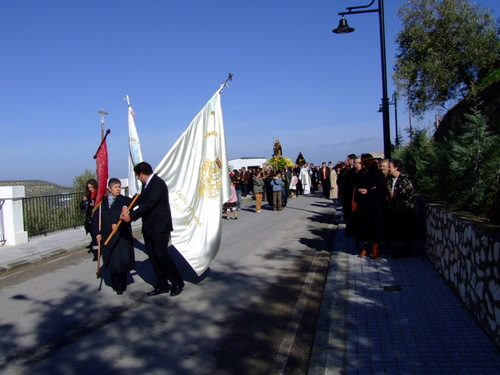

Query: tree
[446,106,500,212]
[393,107,500,220]
[392,127,439,195]
[394,0,500,116]
[73,169,96,194]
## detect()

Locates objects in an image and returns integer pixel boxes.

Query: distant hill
[0,180,76,197]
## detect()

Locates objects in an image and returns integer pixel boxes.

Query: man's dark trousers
[144,231,184,290]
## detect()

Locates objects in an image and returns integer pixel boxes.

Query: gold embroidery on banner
[175,190,202,227]
[199,159,222,198]
[204,130,219,138]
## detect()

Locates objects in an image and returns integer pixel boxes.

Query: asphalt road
[0,193,340,375]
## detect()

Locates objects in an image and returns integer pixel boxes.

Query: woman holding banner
[93,178,135,294]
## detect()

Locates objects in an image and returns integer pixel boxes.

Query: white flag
[127,99,144,197]
[155,89,231,275]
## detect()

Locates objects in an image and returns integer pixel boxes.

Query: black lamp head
[332,16,355,34]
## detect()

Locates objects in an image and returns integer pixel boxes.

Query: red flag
[94,138,108,210]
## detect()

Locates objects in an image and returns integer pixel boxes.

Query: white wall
[228,157,267,171]
[0,186,28,246]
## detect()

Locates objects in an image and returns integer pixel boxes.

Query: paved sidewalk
[309,223,500,375]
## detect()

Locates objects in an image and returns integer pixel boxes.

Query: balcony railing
[22,192,86,238]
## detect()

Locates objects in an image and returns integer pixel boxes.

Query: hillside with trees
[0,180,75,197]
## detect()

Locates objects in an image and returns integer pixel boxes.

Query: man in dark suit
[341,154,359,229]
[309,163,318,193]
[121,162,184,297]
[319,162,331,198]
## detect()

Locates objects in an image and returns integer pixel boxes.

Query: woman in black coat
[354,154,386,259]
[93,178,135,294]
[80,178,98,259]
[387,160,419,258]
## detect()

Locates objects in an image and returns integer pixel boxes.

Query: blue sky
[1,0,498,187]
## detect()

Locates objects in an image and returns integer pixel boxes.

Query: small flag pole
[219,73,233,93]
[95,110,109,279]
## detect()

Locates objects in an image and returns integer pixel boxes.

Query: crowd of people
[82,156,419,295]
[225,162,340,214]
[225,154,419,259]
[340,153,419,260]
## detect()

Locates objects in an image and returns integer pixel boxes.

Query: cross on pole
[97,109,109,141]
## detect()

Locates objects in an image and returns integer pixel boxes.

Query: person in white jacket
[300,163,311,195]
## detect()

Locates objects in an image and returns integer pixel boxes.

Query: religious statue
[273,138,283,158]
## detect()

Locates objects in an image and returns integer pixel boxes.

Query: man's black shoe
[170,285,183,297]
[146,288,168,296]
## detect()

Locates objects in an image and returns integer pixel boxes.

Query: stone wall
[414,195,500,347]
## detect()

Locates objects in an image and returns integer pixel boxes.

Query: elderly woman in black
[387,160,418,258]
[93,178,135,294]
[355,153,386,259]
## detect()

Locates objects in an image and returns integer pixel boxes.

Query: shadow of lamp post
[333,0,391,159]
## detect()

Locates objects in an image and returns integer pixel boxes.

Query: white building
[228,157,267,172]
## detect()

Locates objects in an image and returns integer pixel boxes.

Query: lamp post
[392,93,399,147]
[379,93,399,147]
[333,0,391,159]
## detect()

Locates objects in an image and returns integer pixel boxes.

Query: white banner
[127,99,144,197]
[155,89,231,275]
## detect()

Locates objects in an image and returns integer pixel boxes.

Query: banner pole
[93,129,111,159]
[97,109,109,141]
[219,73,233,93]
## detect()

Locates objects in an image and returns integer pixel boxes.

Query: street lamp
[378,93,399,147]
[332,0,391,159]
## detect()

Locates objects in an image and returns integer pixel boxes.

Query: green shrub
[396,107,500,222]
[445,106,500,214]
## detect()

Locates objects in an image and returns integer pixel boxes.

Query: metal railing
[22,192,86,238]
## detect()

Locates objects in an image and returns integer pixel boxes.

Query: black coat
[340,167,357,201]
[130,174,173,236]
[342,167,360,238]
[93,194,135,273]
[80,193,96,234]
[353,168,386,242]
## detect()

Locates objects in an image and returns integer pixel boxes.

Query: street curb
[0,222,143,274]
[0,241,88,274]
[308,224,353,375]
